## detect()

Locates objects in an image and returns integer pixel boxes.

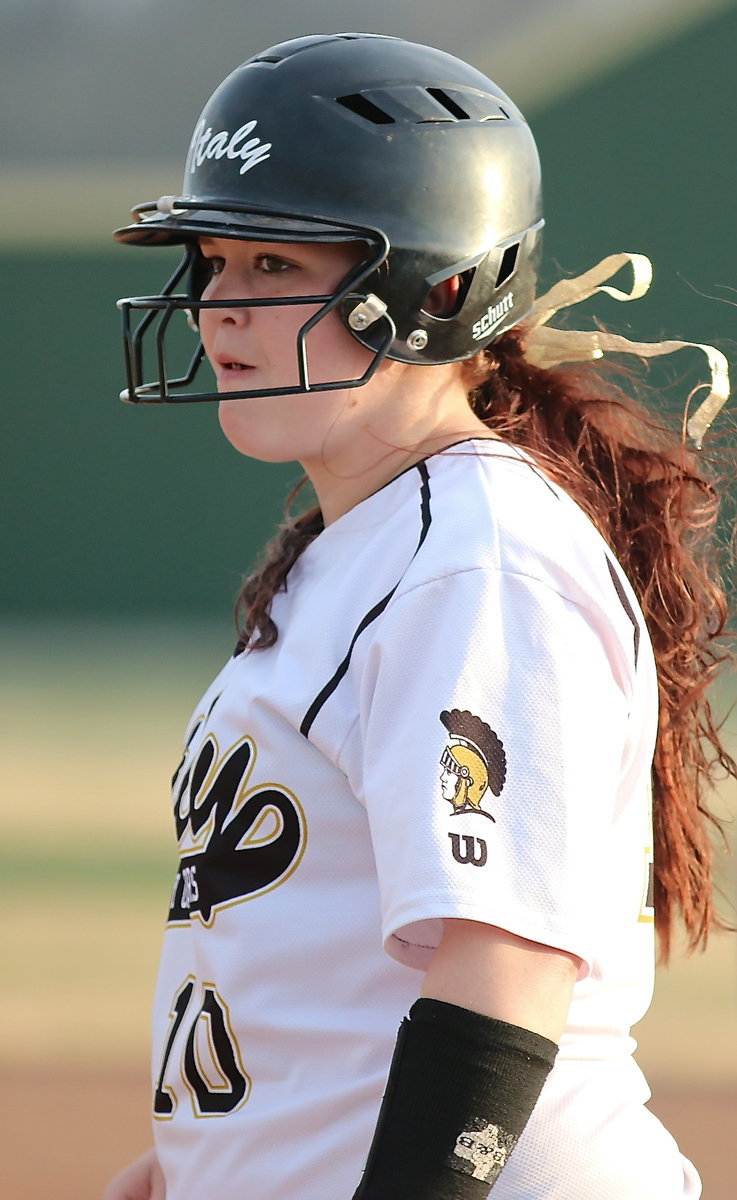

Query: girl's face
[197,236,375,463]
[197,235,487,523]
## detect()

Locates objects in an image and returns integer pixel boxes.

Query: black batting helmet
[115,32,543,403]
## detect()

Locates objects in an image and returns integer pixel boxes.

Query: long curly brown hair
[235,328,736,958]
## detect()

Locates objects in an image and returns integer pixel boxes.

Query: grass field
[2,618,736,1197]
[1,620,231,1069]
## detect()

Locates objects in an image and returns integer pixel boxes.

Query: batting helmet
[115,32,543,403]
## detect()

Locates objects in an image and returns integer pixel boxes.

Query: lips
[215,354,255,377]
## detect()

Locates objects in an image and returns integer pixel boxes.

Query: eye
[254,253,295,274]
[204,256,225,276]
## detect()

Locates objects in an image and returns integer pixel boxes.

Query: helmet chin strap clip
[348,294,388,331]
[156,195,188,216]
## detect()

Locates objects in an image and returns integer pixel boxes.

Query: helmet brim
[114,202,374,247]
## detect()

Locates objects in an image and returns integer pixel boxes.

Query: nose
[220,303,247,327]
[201,269,252,326]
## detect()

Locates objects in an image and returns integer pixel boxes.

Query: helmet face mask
[115,32,543,404]
[118,232,396,405]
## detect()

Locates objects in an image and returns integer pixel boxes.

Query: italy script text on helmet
[187,118,272,176]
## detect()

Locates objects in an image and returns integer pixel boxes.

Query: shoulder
[389,441,649,688]
[409,440,620,604]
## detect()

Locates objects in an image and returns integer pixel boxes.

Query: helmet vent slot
[426,88,470,121]
[495,243,519,288]
[336,93,396,125]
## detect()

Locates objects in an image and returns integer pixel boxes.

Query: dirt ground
[2,1066,734,1200]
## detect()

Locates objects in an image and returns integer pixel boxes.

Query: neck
[303,364,496,525]
[307,442,433,526]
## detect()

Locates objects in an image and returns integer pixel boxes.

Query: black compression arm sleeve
[352,998,558,1200]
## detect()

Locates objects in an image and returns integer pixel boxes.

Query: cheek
[303,310,374,382]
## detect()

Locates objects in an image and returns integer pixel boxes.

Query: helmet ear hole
[422,268,474,319]
[423,276,459,318]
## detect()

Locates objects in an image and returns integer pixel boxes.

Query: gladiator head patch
[438,709,506,822]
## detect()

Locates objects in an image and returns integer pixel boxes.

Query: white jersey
[151,439,699,1200]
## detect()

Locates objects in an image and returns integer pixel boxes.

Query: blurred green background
[1,2,736,1197]
[3,2,737,617]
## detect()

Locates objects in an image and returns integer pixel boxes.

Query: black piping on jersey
[508,446,641,669]
[605,554,641,668]
[505,443,642,669]
[299,462,432,739]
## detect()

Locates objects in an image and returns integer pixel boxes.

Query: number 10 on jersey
[154,977,251,1118]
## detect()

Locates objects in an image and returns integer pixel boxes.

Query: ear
[423,275,461,318]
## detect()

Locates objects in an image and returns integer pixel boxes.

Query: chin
[217,398,303,464]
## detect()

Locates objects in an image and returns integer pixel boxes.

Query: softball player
[104,33,734,1200]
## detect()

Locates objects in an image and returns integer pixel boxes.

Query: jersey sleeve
[353,563,635,978]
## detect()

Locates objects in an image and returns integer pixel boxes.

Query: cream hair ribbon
[522,253,730,448]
